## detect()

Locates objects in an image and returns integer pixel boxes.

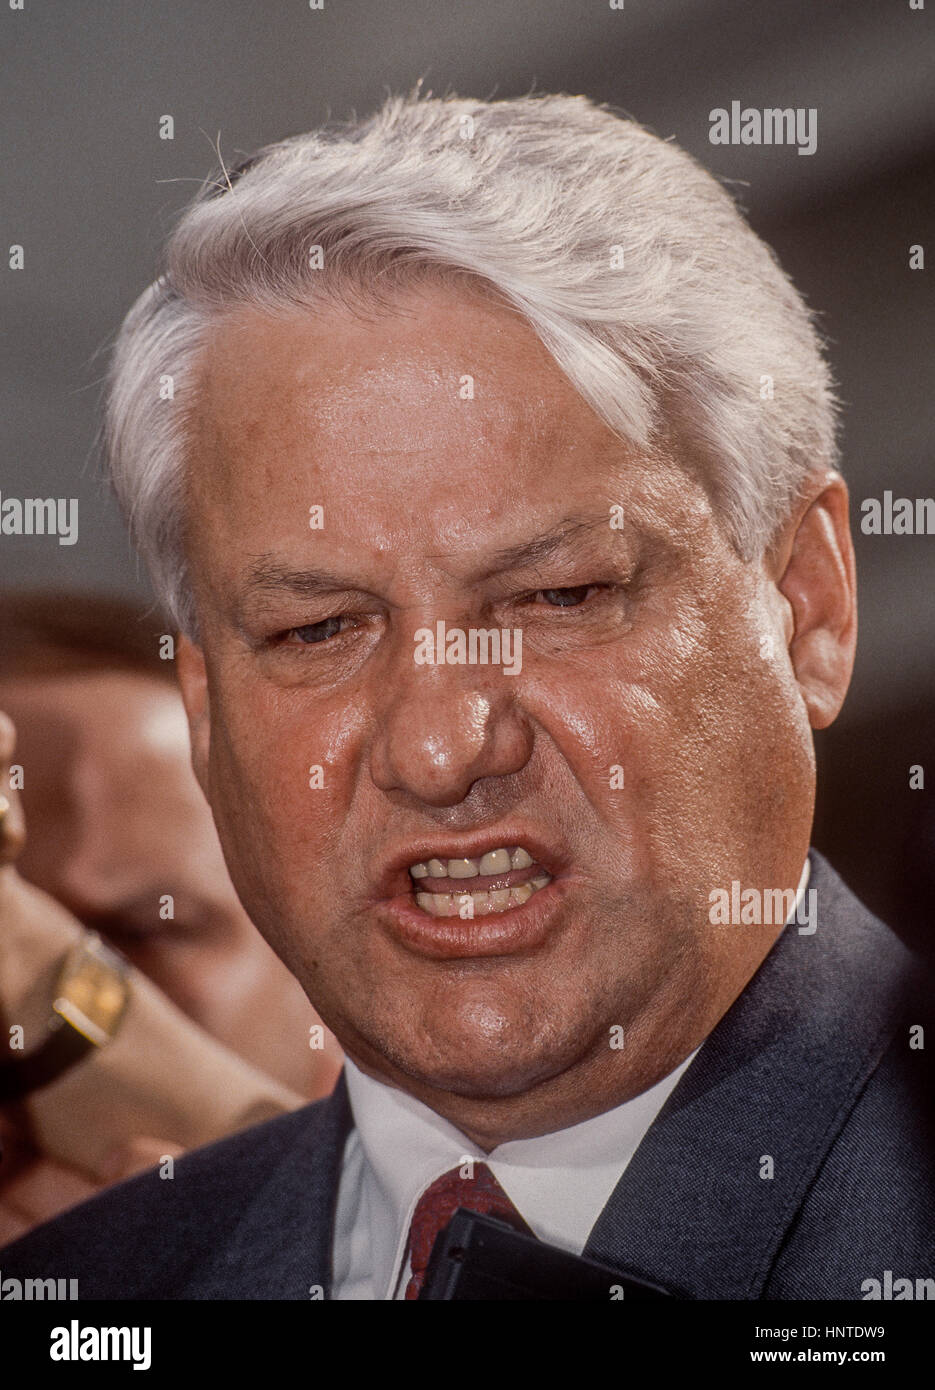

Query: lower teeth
[415,875,550,918]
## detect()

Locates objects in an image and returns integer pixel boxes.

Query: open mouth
[409,845,553,917]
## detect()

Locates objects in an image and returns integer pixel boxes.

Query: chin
[431,1066,558,1102]
[402,1057,559,1101]
[385,1022,581,1102]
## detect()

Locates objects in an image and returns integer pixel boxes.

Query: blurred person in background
[0,591,342,1099]
[0,706,308,1243]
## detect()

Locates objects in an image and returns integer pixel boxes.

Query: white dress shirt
[330,857,811,1299]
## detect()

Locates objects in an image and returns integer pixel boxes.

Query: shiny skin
[177,282,856,1150]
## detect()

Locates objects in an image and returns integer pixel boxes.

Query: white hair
[104,90,838,636]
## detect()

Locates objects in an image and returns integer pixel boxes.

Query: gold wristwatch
[0,932,131,1103]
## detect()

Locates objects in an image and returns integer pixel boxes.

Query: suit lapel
[186,1071,353,1299]
[583,851,914,1298]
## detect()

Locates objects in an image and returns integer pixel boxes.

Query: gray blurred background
[1,0,933,943]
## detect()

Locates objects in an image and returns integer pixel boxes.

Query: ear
[768,471,857,730]
[176,635,212,795]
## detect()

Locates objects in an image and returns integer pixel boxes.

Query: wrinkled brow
[470,512,619,581]
[242,560,356,599]
[241,512,619,601]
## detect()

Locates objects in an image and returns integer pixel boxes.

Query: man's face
[180,282,818,1128]
[0,672,338,1098]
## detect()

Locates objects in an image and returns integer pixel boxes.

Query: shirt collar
[344,1047,697,1298]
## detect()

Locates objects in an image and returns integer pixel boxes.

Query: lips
[412,845,535,881]
[371,831,571,959]
[413,863,544,894]
[372,832,566,909]
[368,831,567,958]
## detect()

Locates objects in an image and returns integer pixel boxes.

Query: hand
[0,1107,183,1245]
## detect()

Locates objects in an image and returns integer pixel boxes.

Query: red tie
[404,1162,530,1300]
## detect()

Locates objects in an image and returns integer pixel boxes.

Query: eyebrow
[242,560,360,600]
[470,512,617,582]
[240,512,621,603]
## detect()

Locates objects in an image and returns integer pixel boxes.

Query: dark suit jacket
[2,850,933,1299]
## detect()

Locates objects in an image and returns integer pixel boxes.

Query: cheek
[518,607,786,861]
[205,678,363,891]
[631,613,809,873]
[520,659,672,816]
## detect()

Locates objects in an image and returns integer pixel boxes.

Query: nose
[369,657,533,808]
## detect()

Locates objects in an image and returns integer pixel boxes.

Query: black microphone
[418,1208,675,1300]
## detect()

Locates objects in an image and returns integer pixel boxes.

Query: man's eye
[533,585,599,608]
[285,616,346,644]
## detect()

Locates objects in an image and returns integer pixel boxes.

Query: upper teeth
[410,845,534,878]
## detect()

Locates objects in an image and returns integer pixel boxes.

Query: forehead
[197,285,608,457]
[185,285,709,581]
